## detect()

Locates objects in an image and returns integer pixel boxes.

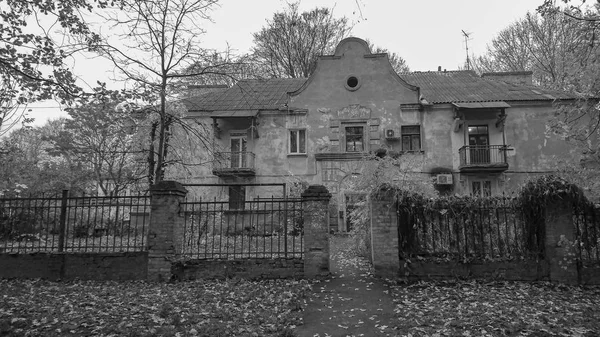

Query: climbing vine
[515,174,591,256]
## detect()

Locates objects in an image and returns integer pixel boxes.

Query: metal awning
[209,110,259,118]
[452,102,511,109]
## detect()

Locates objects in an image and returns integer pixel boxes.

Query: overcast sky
[25,0,543,126]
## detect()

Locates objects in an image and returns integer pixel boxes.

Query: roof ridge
[404,70,475,74]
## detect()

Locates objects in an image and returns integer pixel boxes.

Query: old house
[181,37,579,232]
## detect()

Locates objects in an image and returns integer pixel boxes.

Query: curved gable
[289,37,419,104]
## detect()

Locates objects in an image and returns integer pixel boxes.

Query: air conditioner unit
[385,128,400,139]
[436,174,453,185]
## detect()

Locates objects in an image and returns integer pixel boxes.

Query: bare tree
[46,98,147,196]
[89,0,240,184]
[365,40,410,74]
[471,12,599,91]
[251,2,351,78]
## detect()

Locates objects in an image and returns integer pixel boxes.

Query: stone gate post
[302,185,331,278]
[370,188,400,278]
[147,181,188,282]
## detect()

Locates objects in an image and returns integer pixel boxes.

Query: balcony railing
[212,151,256,176]
[459,145,509,172]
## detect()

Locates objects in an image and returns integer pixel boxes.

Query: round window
[345,75,361,91]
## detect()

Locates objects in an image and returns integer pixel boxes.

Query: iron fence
[574,203,600,264]
[397,197,539,261]
[180,197,303,259]
[0,191,150,253]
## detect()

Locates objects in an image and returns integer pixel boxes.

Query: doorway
[345,193,366,232]
[230,136,247,168]
[468,125,490,164]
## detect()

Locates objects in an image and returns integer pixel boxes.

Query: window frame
[471,180,492,197]
[288,129,307,155]
[401,125,422,152]
[344,124,366,153]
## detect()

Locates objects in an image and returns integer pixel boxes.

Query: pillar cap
[149,180,188,196]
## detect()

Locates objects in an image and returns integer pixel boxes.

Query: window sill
[287,153,308,157]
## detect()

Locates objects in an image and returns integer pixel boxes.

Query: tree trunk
[148,121,158,186]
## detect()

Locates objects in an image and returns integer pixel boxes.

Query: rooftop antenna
[461,30,472,70]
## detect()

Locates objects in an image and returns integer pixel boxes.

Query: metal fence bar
[397,198,561,261]
[179,198,304,260]
[58,190,68,252]
[0,192,150,253]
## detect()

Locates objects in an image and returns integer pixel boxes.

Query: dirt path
[296,235,399,337]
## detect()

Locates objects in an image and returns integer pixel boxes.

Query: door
[230,136,247,168]
[468,125,490,164]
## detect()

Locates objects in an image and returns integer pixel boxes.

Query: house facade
[181,37,579,232]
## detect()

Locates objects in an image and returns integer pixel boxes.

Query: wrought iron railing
[180,197,303,259]
[0,191,150,253]
[397,197,540,261]
[213,151,256,172]
[459,145,508,168]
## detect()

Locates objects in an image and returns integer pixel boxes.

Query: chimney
[481,71,533,86]
[438,66,442,71]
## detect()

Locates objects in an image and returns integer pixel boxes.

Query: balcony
[212,151,256,176]
[458,145,509,172]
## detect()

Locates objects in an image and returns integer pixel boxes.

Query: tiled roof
[184,78,306,111]
[184,71,578,112]
[400,70,577,104]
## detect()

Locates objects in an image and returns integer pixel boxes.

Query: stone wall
[370,190,600,285]
[172,258,304,280]
[370,188,399,278]
[0,252,147,281]
[0,183,330,282]
[302,185,331,278]
[147,181,188,282]
[403,260,550,282]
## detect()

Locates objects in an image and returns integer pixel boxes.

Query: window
[289,129,306,154]
[344,75,361,91]
[345,126,364,152]
[472,181,492,197]
[401,125,421,152]
[228,185,246,210]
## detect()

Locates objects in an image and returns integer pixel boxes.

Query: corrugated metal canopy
[209,110,258,118]
[453,102,511,109]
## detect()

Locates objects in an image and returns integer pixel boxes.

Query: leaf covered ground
[302,235,600,337]
[391,279,600,336]
[0,278,309,337]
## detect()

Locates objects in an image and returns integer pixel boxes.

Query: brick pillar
[544,200,578,284]
[302,185,331,278]
[370,188,399,278]
[147,181,187,282]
